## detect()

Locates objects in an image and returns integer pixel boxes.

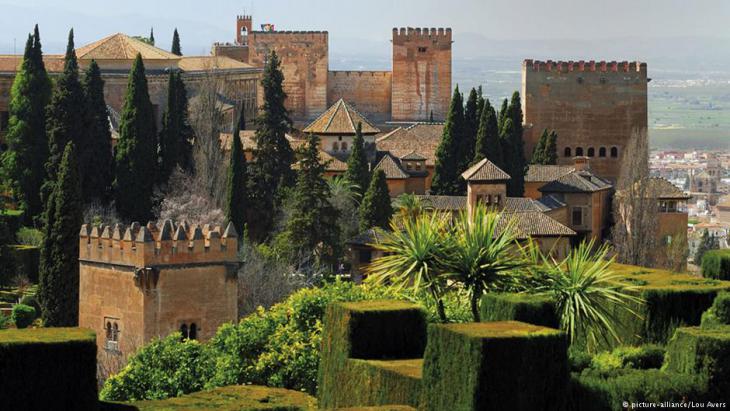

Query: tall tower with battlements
[78,220,238,362]
[522,60,648,182]
[391,27,452,122]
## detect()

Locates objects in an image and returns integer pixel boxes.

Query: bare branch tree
[154,168,225,226]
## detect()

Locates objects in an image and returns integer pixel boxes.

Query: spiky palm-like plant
[365,211,452,322]
[393,193,432,224]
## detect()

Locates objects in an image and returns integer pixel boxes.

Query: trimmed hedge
[590,345,665,372]
[0,328,97,410]
[663,325,730,398]
[335,407,415,411]
[569,369,706,411]
[8,244,40,283]
[701,249,730,280]
[317,300,427,409]
[480,292,558,328]
[10,303,35,328]
[700,292,730,328]
[101,385,316,410]
[420,321,568,411]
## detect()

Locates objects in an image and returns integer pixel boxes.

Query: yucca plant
[446,205,528,321]
[535,240,642,352]
[365,211,452,322]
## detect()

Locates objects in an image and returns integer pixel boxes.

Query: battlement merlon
[392,27,452,42]
[237,15,252,21]
[79,220,239,268]
[523,59,647,75]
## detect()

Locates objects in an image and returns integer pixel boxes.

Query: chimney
[573,156,590,171]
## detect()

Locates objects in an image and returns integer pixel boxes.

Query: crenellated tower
[78,220,239,364]
[236,14,252,45]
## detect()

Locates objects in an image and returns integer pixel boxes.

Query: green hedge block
[420,321,568,411]
[663,326,730,397]
[569,369,707,411]
[318,300,427,409]
[0,328,97,410]
[8,244,40,283]
[590,345,665,372]
[101,385,316,410]
[335,406,416,411]
[480,293,559,328]
[701,249,730,280]
[701,292,730,328]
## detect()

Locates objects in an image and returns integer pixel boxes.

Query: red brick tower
[236,15,252,45]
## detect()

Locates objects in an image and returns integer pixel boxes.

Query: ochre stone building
[79,220,238,360]
[213,15,451,123]
[521,59,649,182]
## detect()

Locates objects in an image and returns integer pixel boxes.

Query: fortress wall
[522,60,648,182]
[248,31,329,120]
[327,71,392,123]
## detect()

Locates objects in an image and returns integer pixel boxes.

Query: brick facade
[327,71,392,123]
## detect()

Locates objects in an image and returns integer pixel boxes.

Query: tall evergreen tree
[248,50,294,241]
[431,86,465,195]
[38,143,82,327]
[149,28,155,46]
[2,26,52,222]
[473,99,503,169]
[359,169,392,231]
[113,54,158,222]
[283,133,340,265]
[530,129,549,165]
[81,59,113,203]
[505,91,526,197]
[344,122,370,198]
[498,98,509,132]
[695,229,718,265]
[476,86,485,120]
[462,87,479,171]
[545,131,558,165]
[45,29,88,200]
[226,109,248,238]
[171,28,182,56]
[159,71,193,182]
[500,118,515,179]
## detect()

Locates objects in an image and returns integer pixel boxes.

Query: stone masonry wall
[327,71,392,123]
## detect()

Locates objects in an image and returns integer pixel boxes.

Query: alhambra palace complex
[0,15,690,358]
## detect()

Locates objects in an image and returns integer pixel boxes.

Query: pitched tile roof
[501,211,576,239]
[374,153,409,179]
[0,55,65,73]
[303,99,380,135]
[414,195,468,211]
[525,165,575,182]
[504,197,543,212]
[75,33,180,60]
[178,56,255,71]
[461,158,511,182]
[646,177,692,200]
[535,195,567,211]
[375,125,443,166]
[539,170,612,193]
[400,151,427,161]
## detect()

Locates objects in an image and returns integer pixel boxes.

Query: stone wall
[522,60,648,182]
[327,71,392,123]
[392,28,452,122]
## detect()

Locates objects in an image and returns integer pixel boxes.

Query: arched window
[189,323,198,340]
[610,147,618,158]
[576,147,584,156]
[587,147,595,157]
[180,324,188,340]
[599,147,607,157]
[341,142,348,151]
[564,147,572,157]
[106,322,112,341]
[112,323,119,342]
[332,142,339,151]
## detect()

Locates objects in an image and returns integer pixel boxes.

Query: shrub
[568,349,593,373]
[0,314,9,330]
[11,303,35,328]
[19,294,40,318]
[15,226,43,247]
[100,333,215,401]
[701,249,730,280]
[590,345,665,372]
[663,325,730,398]
[480,292,558,328]
[700,292,730,328]
[0,328,97,410]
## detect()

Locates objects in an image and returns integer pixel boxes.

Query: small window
[180,324,188,340]
[572,208,583,226]
[610,147,618,158]
[360,250,372,264]
[494,195,501,205]
[575,147,584,156]
[332,142,339,151]
[418,47,427,53]
[405,162,412,170]
[106,322,112,341]
[341,142,348,151]
[415,162,422,170]
[587,147,595,157]
[599,147,606,157]
[564,147,572,157]
[189,323,198,340]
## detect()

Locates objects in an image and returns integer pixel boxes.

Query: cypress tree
[149,28,155,46]
[113,54,158,222]
[462,87,479,171]
[530,129,549,165]
[545,131,558,165]
[283,133,340,265]
[500,118,515,179]
[359,169,393,231]
[248,50,294,241]
[226,109,248,238]
[498,98,509,132]
[695,229,718,265]
[473,99,503,169]
[45,29,88,199]
[171,28,182,56]
[476,86,485,119]
[2,26,52,222]
[81,59,113,203]
[159,71,193,182]
[344,122,370,198]
[39,143,82,327]
[505,91,526,197]
[431,86,465,195]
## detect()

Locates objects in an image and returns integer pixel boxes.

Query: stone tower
[78,220,238,361]
[236,14,253,45]
[391,27,452,122]
[522,60,648,182]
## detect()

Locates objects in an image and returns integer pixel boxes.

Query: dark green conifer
[505,92,526,197]
[498,98,509,132]
[476,86,485,123]
[545,131,558,165]
[531,129,549,165]
[81,60,113,203]
[431,86,465,195]
[171,29,182,56]
[473,99,503,169]
[359,169,392,231]
[343,122,370,198]
[113,54,158,222]
[38,143,82,327]
[2,26,52,222]
[462,87,479,171]
[226,109,248,238]
[149,28,155,46]
[159,71,193,182]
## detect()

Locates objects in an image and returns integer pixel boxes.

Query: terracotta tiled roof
[375,125,443,166]
[501,211,576,239]
[504,197,543,212]
[75,33,180,60]
[461,158,511,182]
[178,56,255,71]
[303,99,380,135]
[525,165,575,182]
[414,195,467,211]
[374,153,409,179]
[400,151,427,161]
[539,170,612,193]
[646,177,691,199]
[317,150,348,172]
[535,195,567,211]
[0,55,65,73]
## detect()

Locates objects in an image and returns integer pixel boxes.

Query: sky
[1,0,730,57]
